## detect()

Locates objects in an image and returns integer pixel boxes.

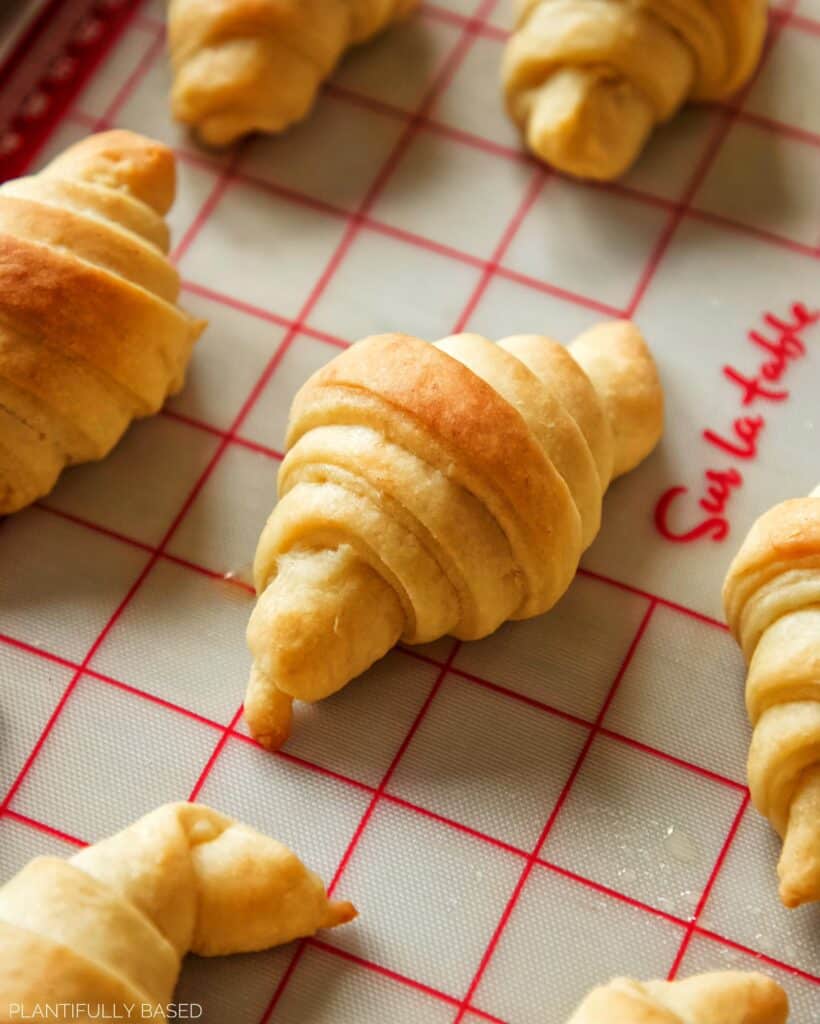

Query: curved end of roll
[646,971,789,1024]
[698,2,768,102]
[0,451,62,517]
[512,67,655,181]
[40,130,176,215]
[742,974,790,1024]
[569,321,664,479]
[244,666,294,752]
[323,899,358,929]
[173,100,257,149]
[171,74,306,147]
[169,45,318,148]
[739,974,790,1024]
[569,972,787,1024]
[778,765,820,908]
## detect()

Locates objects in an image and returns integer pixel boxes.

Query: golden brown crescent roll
[168,0,419,146]
[0,803,355,1018]
[567,970,788,1023]
[246,322,664,749]
[503,0,768,180]
[723,486,820,908]
[0,130,205,516]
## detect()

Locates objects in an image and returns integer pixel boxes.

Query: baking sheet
[0,1,818,1021]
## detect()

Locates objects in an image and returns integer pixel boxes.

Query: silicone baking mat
[0,1,818,1020]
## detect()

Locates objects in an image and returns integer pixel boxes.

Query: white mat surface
[0,1,819,1021]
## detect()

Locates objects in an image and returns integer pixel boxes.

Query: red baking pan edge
[0,0,144,182]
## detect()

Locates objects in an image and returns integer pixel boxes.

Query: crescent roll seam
[245,321,664,749]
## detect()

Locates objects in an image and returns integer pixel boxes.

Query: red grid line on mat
[57,7,820,333]
[4,808,86,849]
[0,0,504,867]
[0,0,502,837]
[666,792,751,980]
[431,0,820,48]
[92,16,165,130]
[576,567,728,633]
[5,784,819,993]
[188,706,245,802]
[35,500,257,596]
[0,562,147,817]
[123,3,820,263]
[124,0,820,50]
[1,0,818,1018]
[13,4,517,1018]
[735,107,820,154]
[131,2,509,46]
[17,498,746,814]
[614,6,810,976]
[68,95,820,327]
[0,611,747,814]
[453,163,548,332]
[163,407,288,463]
[450,600,657,1021]
[421,2,506,42]
[308,938,507,1024]
[625,0,803,317]
[35,444,730,643]
[257,642,463,1024]
[179,278,350,352]
[7,798,819,1012]
[325,67,820,230]
[18,0,820,276]
[694,928,820,987]
[788,10,820,37]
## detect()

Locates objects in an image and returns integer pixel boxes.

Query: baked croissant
[723,486,820,908]
[246,322,664,749]
[503,0,768,180]
[0,130,204,516]
[168,0,419,146]
[567,970,788,1023]
[0,803,355,1017]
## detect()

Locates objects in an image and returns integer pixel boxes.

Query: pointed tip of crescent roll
[324,900,358,929]
[777,765,820,908]
[244,666,294,751]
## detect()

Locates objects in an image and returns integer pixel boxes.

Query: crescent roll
[568,970,788,1023]
[503,0,768,180]
[0,130,205,515]
[723,486,820,908]
[246,322,664,749]
[168,0,419,146]
[0,803,355,1018]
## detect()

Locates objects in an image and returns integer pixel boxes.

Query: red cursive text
[655,302,818,543]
